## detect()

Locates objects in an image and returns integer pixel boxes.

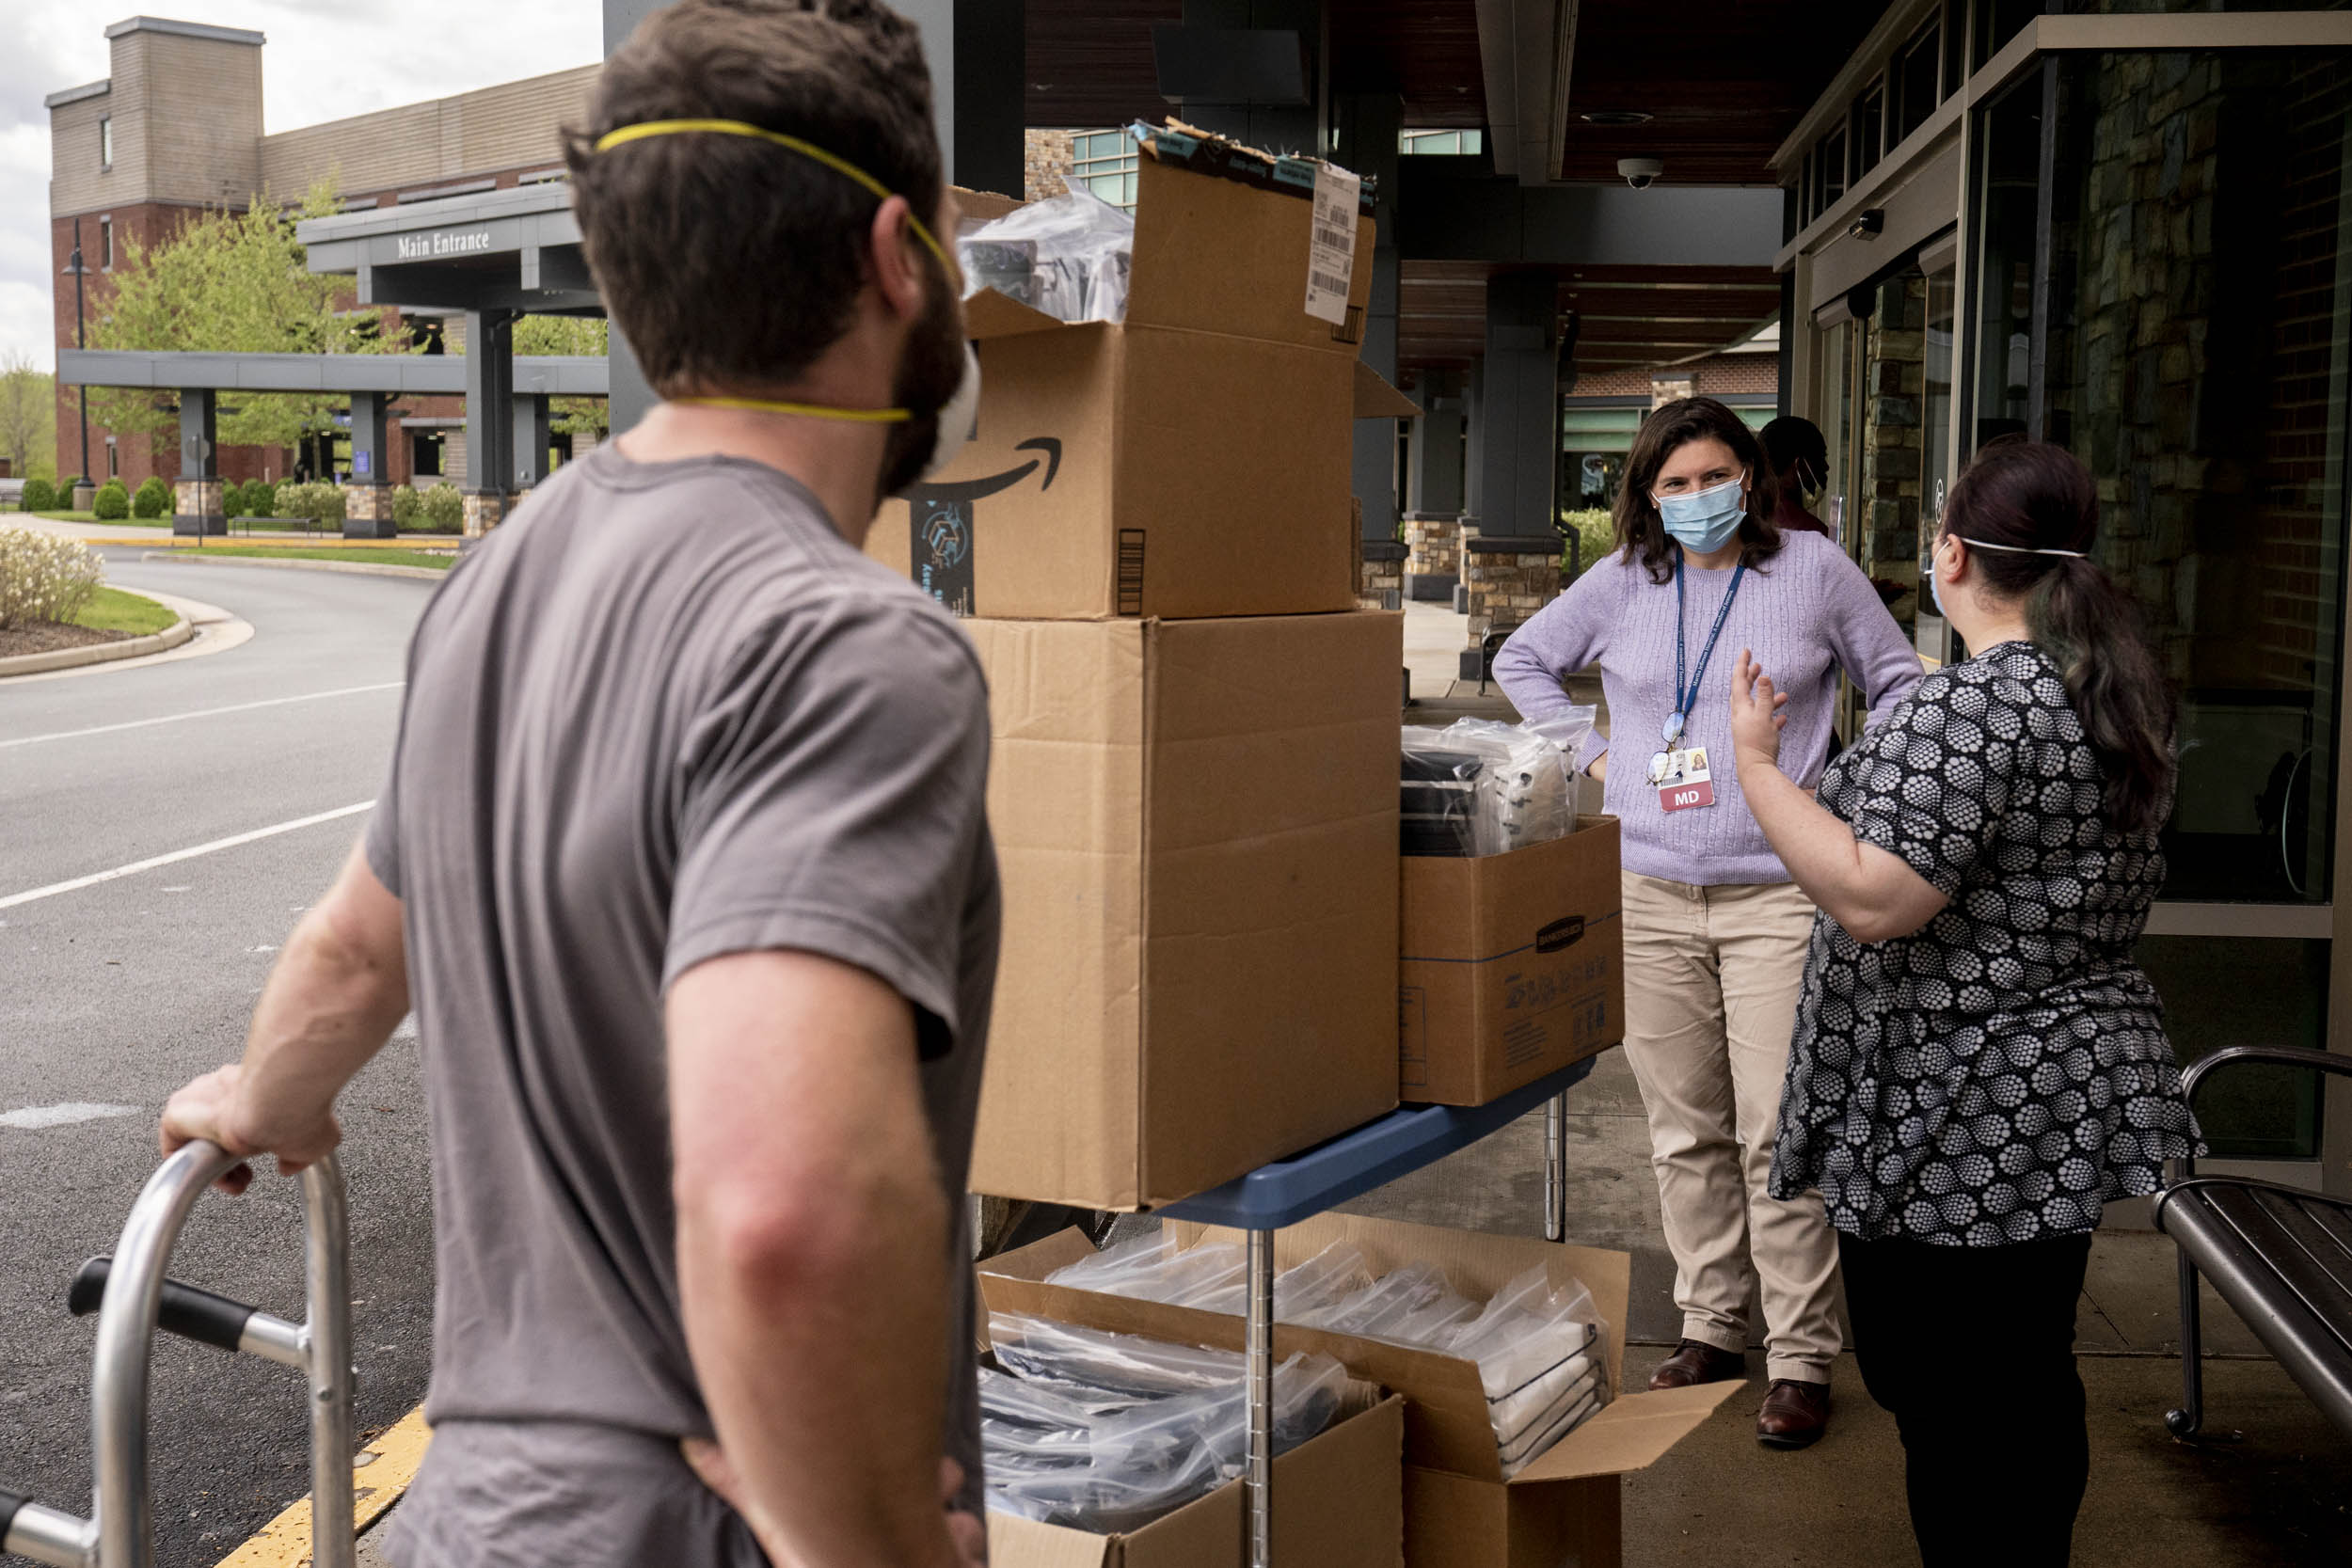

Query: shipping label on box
[1399,819,1626,1107]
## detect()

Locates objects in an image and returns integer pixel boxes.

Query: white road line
[0,682,404,751]
[0,801,374,911]
[0,1102,139,1130]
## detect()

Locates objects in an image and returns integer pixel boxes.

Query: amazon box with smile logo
[1399,819,1625,1106]
[869,124,1410,621]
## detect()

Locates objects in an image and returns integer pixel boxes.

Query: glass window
[99,115,112,170]
[1858,274,1930,638]
[1967,76,2038,449]
[1400,129,1483,155]
[1068,128,1140,213]
[1855,83,1887,179]
[1921,265,1957,553]
[1820,318,1855,551]
[99,215,112,271]
[1897,19,1943,145]
[2139,936,2328,1160]
[1820,125,1849,210]
[1975,0,2042,70]
[1943,0,1966,99]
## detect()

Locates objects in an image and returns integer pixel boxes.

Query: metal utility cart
[1158,1058,1599,1568]
[0,1141,357,1568]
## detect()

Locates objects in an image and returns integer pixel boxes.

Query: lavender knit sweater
[1495,531,1925,886]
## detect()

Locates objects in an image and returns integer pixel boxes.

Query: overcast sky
[2,2,605,368]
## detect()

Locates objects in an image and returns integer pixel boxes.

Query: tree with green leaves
[511,315,611,439]
[87,180,412,457]
[0,351,56,483]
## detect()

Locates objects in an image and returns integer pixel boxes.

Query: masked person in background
[156,3,997,1564]
[1494,397,1921,1449]
[1759,416,1834,540]
[1730,439,2195,1567]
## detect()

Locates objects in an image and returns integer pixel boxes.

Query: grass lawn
[25,510,100,523]
[191,545,456,570]
[72,586,177,636]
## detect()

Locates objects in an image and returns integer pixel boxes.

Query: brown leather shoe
[1647,1339,1748,1390]
[1756,1378,1832,1449]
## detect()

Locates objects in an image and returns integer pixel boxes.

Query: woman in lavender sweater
[1495,397,1922,1449]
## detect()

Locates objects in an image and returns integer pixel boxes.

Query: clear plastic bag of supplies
[981,1313,1355,1532]
[1399,710,1597,858]
[1044,1235,1375,1323]
[1288,1260,1479,1346]
[1437,1264,1611,1471]
[959,182,1136,324]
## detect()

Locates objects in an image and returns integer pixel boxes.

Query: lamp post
[62,219,89,484]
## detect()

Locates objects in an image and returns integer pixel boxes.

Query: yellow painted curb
[121,539,459,552]
[213,1407,433,1568]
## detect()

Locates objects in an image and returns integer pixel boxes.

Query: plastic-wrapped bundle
[1437,1265,1610,1472]
[958,184,1136,324]
[1287,1260,1479,1345]
[981,1314,1353,1532]
[1043,1236,1375,1323]
[1399,711,1597,857]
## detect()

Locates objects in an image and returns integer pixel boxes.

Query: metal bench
[2152,1044,2352,1441]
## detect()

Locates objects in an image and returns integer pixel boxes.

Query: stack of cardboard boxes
[870,126,1413,1212]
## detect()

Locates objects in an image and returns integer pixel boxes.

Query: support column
[344,390,394,539]
[896,0,1025,194]
[464,309,516,537]
[172,388,222,538]
[513,394,552,495]
[1175,0,1321,154]
[1407,380,1465,515]
[1463,356,1485,524]
[1475,271,1561,537]
[604,0,672,438]
[1337,92,1402,542]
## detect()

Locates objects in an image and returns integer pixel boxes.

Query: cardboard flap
[984,1512,1118,1568]
[1502,1381,1742,1485]
[1353,360,1418,420]
[951,184,1025,225]
[965,288,1073,341]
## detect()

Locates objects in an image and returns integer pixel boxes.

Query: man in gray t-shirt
[160,4,997,1564]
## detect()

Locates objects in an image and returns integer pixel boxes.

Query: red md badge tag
[1657,747,1716,813]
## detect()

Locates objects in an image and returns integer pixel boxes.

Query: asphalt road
[0,557,437,1567]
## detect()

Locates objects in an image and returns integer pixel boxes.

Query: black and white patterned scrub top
[1769,641,2199,1245]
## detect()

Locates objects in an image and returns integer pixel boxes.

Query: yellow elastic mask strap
[593,119,950,271]
[667,393,910,423]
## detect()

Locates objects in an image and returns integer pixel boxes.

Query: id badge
[1657,747,1716,813]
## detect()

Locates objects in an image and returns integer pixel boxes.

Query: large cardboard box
[980,1215,1737,1568]
[970,610,1404,1210]
[986,1394,1406,1568]
[872,127,1415,621]
[1400,820,1627,1106]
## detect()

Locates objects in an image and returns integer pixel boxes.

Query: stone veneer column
[1402,511,1462,601]
[1457,531,1564,680]
[342,483,395,539]
[1359,540,1406,610]
[462,491,508,539]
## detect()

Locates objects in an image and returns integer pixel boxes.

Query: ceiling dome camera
[1618,158,1664,189]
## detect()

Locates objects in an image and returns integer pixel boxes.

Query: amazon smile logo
[904,437,1062,617]
[913,437,1061,502]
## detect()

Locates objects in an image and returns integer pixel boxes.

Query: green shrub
[1559,507,1615,576]
[0,527,103,626]
[56,477,86,503]
[389,484,424,531]
[247,480,280,518]
[275,481,346,526]
[133,477,169,518]
[92,480,130,520]
[220,480,248,517]
[20,478,56,513]
[420,483,464,533]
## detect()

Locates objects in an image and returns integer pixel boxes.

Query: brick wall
[1024,129,1076,203]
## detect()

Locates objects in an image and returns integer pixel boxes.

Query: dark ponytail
[1943,439,2175,837]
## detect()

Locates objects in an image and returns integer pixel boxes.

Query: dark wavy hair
[564,0,942,397]
[1614,397,1785,585]
[1943,438,2176,836]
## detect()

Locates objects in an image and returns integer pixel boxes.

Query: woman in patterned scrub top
[1724,439,2197,1568]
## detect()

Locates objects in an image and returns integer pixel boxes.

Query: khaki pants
[1620,871,1841,1383]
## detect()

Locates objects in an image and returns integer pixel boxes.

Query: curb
[0,612,193,678]
[141,552,449,582]
[213,1405,431,1568]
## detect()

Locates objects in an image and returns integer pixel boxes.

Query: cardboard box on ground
[1401,819,1627,1106]
[968,610,1404,1209]
[982,1386,1407,1568]
[982,1214,1738,1568]
[871,126,1416,621]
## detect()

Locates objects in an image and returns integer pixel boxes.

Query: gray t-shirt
[368,445,998,1568]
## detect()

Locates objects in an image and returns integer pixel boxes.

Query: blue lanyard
[1667,556,1747,744]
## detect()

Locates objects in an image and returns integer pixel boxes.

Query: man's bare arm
[160,838,410,1192]
[667,949,962,1568]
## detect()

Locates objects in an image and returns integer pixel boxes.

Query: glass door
[1981,51,2352,1169]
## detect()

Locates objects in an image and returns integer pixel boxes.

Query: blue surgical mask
[1654,473,1748,555]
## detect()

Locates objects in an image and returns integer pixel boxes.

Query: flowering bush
[275,481,346,526]
[0,527,103,626]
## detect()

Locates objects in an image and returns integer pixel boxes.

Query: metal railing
[0,1142,355,1568]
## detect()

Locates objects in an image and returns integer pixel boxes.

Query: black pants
[1838,1229,2094,1568]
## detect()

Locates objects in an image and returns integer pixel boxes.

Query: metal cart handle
[0,1141,355,1568]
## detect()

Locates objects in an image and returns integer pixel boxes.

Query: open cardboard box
[984,1390,1406,1568]
[967,610,1403,1211]
[981,1214,1737,1565]
[1400,818,1626,1107]
[873,124,1416,621]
